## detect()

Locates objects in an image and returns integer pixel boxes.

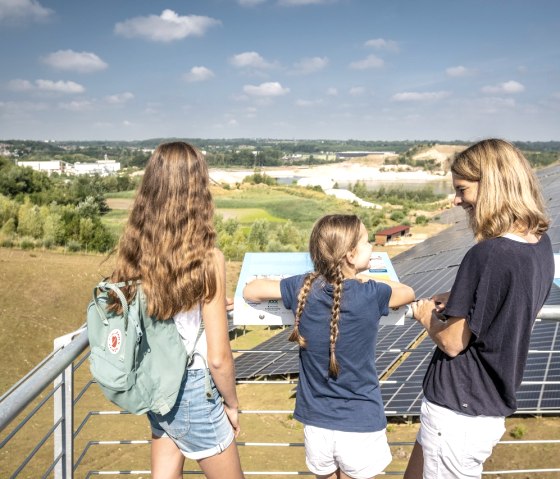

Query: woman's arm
[202,248,240,436]
[243,278,282,302]
[411,298,472,357]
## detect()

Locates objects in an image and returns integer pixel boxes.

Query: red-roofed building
[374,225,410,245]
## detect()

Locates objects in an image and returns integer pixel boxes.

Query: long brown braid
[294,214,362,378]
[328,263,345,377]
[289,272,319,347]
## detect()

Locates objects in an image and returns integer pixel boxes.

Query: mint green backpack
[86,280,209,415]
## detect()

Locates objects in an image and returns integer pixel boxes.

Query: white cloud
[42,50,108,73]
[349,54,384,70]
[481,80,525,94]
[114,9,220,43]
[446,65,472,77]
[8,78,85,94]
[292,56,329,75]
[245,106,258,118]
[278,0,334,5]
[230,51,275,70]
[105,92,134,104]
[349,86,365,96]
[59,100,94,111]
[296,99,323,107]
[0,0,53,24]
[326,87,338,96]
[0,100,49,113]
[243,82,290,97]
[364,38,399,52]
[35,79,85,93]
[476,96,516,113]
[238,0,267,5]
[392,91,450,102]
[184,66,215,82]
[7,79,33,91]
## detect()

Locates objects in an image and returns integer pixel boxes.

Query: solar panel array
[234,164,560,416]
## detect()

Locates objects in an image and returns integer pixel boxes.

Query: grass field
[1,247,558,478]
[0,181,556,478]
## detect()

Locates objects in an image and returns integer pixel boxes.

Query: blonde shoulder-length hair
[451,138,549,241]
[111,141,218,319]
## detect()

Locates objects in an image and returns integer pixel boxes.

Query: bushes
[0,194,114,253]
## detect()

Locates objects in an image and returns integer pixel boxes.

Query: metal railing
[1,306,560,478]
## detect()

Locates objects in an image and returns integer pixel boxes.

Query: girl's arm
[202,248,240,436]
[411,298,472,357]
[373,278,415,308]
[243,278,282,302]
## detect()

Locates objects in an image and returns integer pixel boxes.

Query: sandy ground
[210,162,450,188]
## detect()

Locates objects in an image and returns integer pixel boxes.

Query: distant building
[71,160,120,176]
[374,225,411,245]
[16,159,120,176]
[17,160,67,175]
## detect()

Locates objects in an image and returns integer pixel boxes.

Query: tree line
[0,157,138,252]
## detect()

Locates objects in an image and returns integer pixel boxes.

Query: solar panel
[234,163,560,416]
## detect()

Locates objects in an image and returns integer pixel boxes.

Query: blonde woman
[404,139,554,479]
[244,214,415,479]
[110,142,243,479]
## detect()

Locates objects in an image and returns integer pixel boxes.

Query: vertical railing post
[54,334,76,479]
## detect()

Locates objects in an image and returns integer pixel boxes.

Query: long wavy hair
[452,138,549,241]
[289,214,362,378]
[110,141,217,319]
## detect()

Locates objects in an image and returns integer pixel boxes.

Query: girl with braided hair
[244,214,415,479]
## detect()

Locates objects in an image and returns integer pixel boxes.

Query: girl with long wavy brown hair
[111,142,243,479]
[243,214,415,479]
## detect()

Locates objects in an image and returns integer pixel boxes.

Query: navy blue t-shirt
[280,274,392,432]
[423,234,554,416]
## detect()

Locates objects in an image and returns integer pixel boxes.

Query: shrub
[20,237,35,250]
[415,215,429,225]
[66,240,81,252]
[509,425,527,439]
[390,210,405,222]
[0,237,14,248]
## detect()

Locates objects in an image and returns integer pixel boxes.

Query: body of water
[276,176,452,196]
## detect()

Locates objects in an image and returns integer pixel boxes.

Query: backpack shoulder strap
[185,305,213,399]
[93,279,143,341]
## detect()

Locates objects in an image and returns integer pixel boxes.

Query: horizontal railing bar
[237,380,298,384]
[42,451,62,479]
[74,379,96,405]
[9,417,62,479]
[0,328,89,433]
[483,469,560,474]
[83,469,560,477]
[0,381,60,448]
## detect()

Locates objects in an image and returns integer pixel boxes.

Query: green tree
[0,194,18,225]
[248,220,270,251]
[17,199,43,238]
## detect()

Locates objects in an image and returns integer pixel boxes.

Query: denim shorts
[147,369,234,460]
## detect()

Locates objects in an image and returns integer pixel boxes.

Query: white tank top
[173,305,208,370]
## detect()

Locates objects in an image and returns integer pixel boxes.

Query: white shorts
[304,425,392,479]
[417,398,505,479]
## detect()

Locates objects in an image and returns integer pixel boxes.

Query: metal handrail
[0,328,89,433]
[1,307,559,477]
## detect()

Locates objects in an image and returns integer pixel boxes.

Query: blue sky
[1,0,559,142]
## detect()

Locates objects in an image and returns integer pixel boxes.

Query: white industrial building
[17,159,120,176]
